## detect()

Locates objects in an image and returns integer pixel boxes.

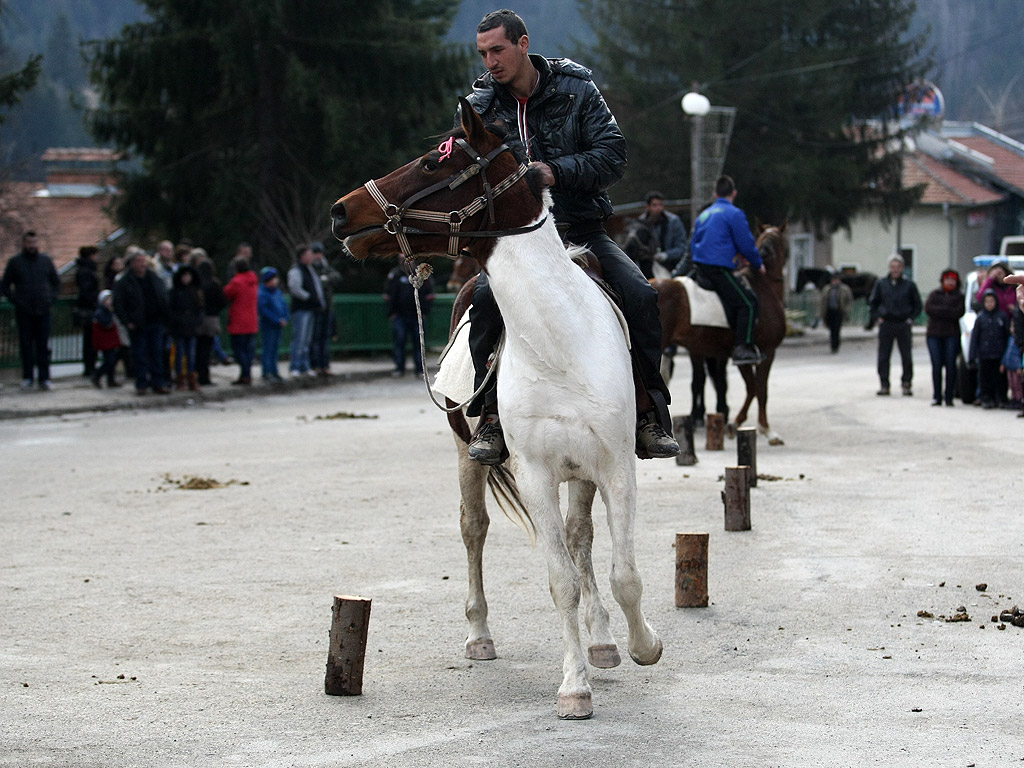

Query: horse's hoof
[630,637,663,666]
[557,692,594,720]
[465,638,497,660]
[588,643,621,669]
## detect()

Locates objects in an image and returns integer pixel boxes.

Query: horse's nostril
[330,201,347,227]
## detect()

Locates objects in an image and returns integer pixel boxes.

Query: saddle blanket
[677,276,729,329]
[433,295,631,407]
[432,316,475,405]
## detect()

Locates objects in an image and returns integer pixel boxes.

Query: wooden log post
[736,427,757,487]
[675,532,709,607]
[705,413,725,451]
[722,466,751,531]
[672,415,698,466]
[325,595,372,696]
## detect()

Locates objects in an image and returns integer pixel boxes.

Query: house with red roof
[0,148,124,285]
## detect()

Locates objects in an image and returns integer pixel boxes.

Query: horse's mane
[429,123,546,203]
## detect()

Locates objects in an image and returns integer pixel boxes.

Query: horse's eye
[421,157,440,173]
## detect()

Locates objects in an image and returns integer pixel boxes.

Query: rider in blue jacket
[691,175,766,365]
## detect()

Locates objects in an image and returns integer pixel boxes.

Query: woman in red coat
[223,255,259,385]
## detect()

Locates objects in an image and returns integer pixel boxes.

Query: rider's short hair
[645,191,665,205]
[478,9,528,43]
[715,175,735,198]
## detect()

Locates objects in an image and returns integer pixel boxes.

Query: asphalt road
[2,336,1022,767]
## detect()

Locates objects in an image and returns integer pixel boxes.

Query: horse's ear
[778,220,788,236]
[458,96,486,143]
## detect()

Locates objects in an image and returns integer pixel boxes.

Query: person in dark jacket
[287,244,326,377]
[638,191,688,275]
[74,245,100,377]
[167,264,203,390]
[969,289,1009,409]
[384,258,435,377]
[817,273,855,353]
[0,231,61,390]
[193,257,227,386]
[113,250,170,395]
[866,254,922,396]
[924,269,965,406]
[310,241,341,376]
[460,9,677,464]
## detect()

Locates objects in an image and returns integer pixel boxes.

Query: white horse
[330,97,661,719]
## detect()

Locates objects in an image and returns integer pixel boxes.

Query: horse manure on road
[159,473,249,491]
[305,411,379,421]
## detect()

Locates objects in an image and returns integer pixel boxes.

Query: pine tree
[85,0,472,270]
[577,0,930,234]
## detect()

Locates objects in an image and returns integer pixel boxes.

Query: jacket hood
[172,265,198,288]
[939,269,961,290]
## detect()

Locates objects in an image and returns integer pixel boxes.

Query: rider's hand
[1004,274,1024,312]
[654,250,668,263]
[530,161,555,187]
[759,265,767,275]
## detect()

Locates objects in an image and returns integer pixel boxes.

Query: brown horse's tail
[486,463,536,546]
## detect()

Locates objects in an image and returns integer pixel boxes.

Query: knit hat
[98,289,112,304]
[260,266,278,283]
[311,241,324,253]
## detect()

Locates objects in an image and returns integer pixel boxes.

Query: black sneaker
[636,414,680,459]
[468,415,506,465]
[731,343,765,366]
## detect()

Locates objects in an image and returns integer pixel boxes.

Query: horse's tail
[486,464,536,546]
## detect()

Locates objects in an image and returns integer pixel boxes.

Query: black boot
[731,343,765,366]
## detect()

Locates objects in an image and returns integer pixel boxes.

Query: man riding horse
[691,175,767,366]
[462,9,679,465]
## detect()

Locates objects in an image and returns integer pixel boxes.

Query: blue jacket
[691,198,762,270]
[258,284,289,329]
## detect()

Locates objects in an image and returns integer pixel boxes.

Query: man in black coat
[113,249,170,395]
[460,9,677,464]
[0,231,61,390]
[74,245,100,377]
[866,254,922,396]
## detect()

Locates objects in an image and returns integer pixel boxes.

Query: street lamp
[681,91,711,232]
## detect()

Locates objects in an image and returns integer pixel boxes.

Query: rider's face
[477,27,530,87]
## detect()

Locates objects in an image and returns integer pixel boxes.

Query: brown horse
[330,97,661,720]
[652,224,789,445]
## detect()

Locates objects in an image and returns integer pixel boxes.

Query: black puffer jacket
[868,276,922,325]
[461,54,627,226]
[0,250,60,315]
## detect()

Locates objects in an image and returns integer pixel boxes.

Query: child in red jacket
[91,290,122,388]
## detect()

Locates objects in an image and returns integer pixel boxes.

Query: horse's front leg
[565,479,621,669]
[457,446,496,660]
[518,466,592,719]
[599,470,662,668]
[734,363,757,429]
[756,353,784,445]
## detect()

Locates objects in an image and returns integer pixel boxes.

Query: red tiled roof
[903,152,1005,206]
[952,135,1024,195]
[40,147,122,164]
[0,180,120,273]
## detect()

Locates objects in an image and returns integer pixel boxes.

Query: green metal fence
[0,294,457,368]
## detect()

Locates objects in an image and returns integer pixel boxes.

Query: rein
[363,137,546,260]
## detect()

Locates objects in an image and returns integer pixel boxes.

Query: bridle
[362,136,546,261]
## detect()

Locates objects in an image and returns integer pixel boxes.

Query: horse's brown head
[330,96,545,265]
[756,222,789,277]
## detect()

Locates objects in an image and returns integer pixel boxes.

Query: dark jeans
[129,323,166,391]
[978,358,1006,405]
[231,333,256,379]
[391,314,423,374]
[15,309,51,383]
[81,325,96,375]
[695,262,760,346]
[196,335,214,384]
[97,348,119,383]
[260,324,282,377]
[172,335,196,378]
[468,222,667,416]
[825,308,844,352]
[311,309,334,371]
[926,335,958,403]
[877,319,913,388]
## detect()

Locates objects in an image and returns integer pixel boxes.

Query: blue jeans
[311,309,334,370]
[926,335,958,403]
[172,336,196,378]
[231,334,256,380]
[391,314,423,373]
[260,324,282,377]
[130,323,166,391]
[289,310,315,373]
